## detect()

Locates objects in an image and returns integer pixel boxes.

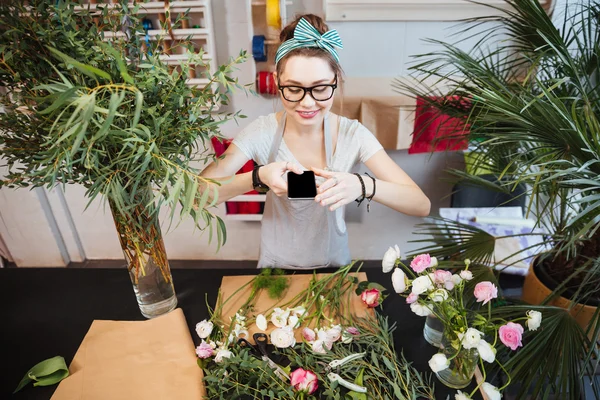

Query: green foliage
[0,1,249,247]
[254,269,289,299]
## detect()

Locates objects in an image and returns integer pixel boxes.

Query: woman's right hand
[258,161,303,197]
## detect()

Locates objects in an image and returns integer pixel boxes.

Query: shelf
[228,194,267,202]
[251,1,293,5]
[226,213,263,221]
[159,53,212,64]
[102,28,209,40]
[74,1,209,12]
[186,78,211,86]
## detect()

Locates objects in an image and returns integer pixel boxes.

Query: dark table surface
[0,266,482,399]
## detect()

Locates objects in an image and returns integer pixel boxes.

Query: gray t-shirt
[233,113,383,172]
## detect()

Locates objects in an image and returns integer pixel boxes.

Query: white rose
[214,348,232,363]
[481,383,502,400]
[460,270,473,281]
[392,268,407,293]
[410,302,432,317]
[271,308,290,328]
[255,314,268,331]
[526,310,542,331]
[430,289,449,303]
[455,391,472,400]
[288,315,300,329]
[476,340,496,363]
[195,320,214,339]
[382,245,401,273]
[459,328,483,349]
[428,353,450,373]
[412,275,434,295]
[270,326,296,348]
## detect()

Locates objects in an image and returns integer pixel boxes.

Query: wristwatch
[252,164,270,193]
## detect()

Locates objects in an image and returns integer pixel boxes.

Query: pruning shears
[237,333,290,380]
[318,353,368,393]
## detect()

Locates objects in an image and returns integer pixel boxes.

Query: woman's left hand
[312,167,362,211]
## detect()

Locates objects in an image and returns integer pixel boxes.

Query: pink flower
[345,327,360,336]
[302,327,316,342]
[406,292,418,304]
[290,368,318,394]
[433,270,453,288]
[360,288,380,307]
[195,341,213,359]
[499,322,524,351]
[411,254,433,273]
[473,281,498,305]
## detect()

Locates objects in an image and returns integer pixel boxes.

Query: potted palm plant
[0,1,247,318]
[395,0,599,398]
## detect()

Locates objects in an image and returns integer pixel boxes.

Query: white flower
[410,302,432,317]
[430,289,449,303]
[302,327,316,342]
[271,308,290,328]
[412,275,434,295]
[391,268,407,293]
[207,340,217,349]
[290,306,307,317]
[195,320,214,339]
[214,348,232,363]
[481,382,502,400]
[382,245,401,273]
[234,311,246,322]
[288,315,300,329]
[341,331,353,344]
[312,328,334,354]
[526,310,542,331]
[459,328,483,349]
[233,323,249,339]
[430,256,439,268]
[271,326,296,348]
[428,353,450,372]
[460,270,473,281]
[451,274,463,286]
[326,325,342,342]
[256,314,268,331]
[477,340,496,363]
[455,391,472,400]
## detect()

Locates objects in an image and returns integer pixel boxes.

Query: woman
[202,14,430,268]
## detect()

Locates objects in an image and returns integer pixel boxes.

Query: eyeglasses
[278,77,338,102]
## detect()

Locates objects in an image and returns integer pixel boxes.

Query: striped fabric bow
[275,18,343,65]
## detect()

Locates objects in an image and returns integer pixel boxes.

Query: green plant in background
[0,1,247,283]
[395,0,599,398]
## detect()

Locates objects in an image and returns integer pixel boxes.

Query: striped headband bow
[275,18,343,65]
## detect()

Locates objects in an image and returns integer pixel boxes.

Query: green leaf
[100,42,134,84]
[14,356,69,393]
[47,47,111,81]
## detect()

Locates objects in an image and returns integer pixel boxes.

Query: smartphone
[287,171,317,200]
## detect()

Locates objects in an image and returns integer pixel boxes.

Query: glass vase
[423,314,444,348]
[435,331,479,389]
[109,195,177,318]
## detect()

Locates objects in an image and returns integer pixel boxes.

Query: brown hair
[276,14,344,82]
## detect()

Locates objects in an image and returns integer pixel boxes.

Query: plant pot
[522,256,598,333]
[435,331,478,389]
[109,197,177,319]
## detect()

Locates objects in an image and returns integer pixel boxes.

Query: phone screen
[287,171,317,199]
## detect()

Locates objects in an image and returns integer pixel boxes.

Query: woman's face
[275,56,337,128]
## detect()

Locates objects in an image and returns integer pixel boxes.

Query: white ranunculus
[430,288,449,303]
[526,310,542,331]
[271,307,290,328]
[382,245,401,273]
[451,274,463,286]
[477,340,496,363]
[214,348,232,363]
[233,323,249,339]
[481,383,502,400]
[410,302,432,317]
[428,353,450,373]
[195,320,214,339]
[392,268,407,293]
[326,325,343,342]
[271,326,296,348]
[429,256,439,268]
[460,328,483,349]
[291,306,306,317]
[455,391,472,400]
[411,275,434,295]
[460,270,473,281]
[255,314,268,331]
[288,315,300,329]
[341,331,353,344]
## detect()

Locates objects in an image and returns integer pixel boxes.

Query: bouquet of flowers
[193,264,435,399]
[382,246,543,400]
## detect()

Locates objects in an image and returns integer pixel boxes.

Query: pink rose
[474,281,498,305]
[411,254,432,273]
[406,292,418,304]
[302,327,316,342]
[360,288,381,307]
[345,327,360,336]
[499,322,524,350]
[195,341,213,359]
[290,368,318,394]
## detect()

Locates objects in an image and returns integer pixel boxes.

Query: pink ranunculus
[345,327,360,336]
[290,368,318,394]
[473,281,498,305]
[361,288,381,307]
[195,341,214,359]
[406,292,418,304]
[433,270,452,286]
[499,322,524,351]
[411,254,433,273]
[302,327,316,342]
